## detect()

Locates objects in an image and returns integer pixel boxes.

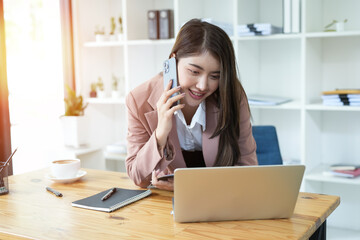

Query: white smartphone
[163,57,179,103]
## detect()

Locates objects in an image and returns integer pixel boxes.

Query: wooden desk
[0,168,340,240]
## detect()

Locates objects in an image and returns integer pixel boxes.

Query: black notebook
[72,188,152,212]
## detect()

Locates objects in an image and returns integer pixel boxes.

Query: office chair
[252,125,283,165]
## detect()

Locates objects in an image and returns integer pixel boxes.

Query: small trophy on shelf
[109,17,117,41]
[112,74,120,98]
[96,77,106,98]
[118,16,124,41]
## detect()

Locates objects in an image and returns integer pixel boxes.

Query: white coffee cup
[51,159,80,179]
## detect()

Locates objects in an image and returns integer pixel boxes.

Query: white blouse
[174,101,206,151]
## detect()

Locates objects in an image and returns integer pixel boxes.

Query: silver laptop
[173,165,305,223]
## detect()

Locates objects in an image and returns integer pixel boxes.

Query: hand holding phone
[155,57,184,149]
[152,171,174,191]
[157,174,174,181]
[163,57,179,104]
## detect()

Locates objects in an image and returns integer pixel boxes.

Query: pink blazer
[125,73,258,187]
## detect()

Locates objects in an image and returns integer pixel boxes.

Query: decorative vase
[61,116,88,148]
[95,34,106,42]
[111,90,120,98]
[97,90,106,98]
[118,33,124,41]
[109,34,117,41]
[90,91,97,98]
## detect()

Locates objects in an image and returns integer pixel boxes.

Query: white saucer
[45,170,87,183]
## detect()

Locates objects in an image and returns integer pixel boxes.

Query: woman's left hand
[151,170,174,191]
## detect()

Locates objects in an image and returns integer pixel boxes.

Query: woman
[125,19,257,191]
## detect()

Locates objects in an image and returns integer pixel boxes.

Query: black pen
[101,187,116,201]
[46,186,63,197]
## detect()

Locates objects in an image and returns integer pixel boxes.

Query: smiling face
[177,51,220,110]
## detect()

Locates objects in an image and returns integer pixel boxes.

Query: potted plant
[61,85,89,148]
[95,25,105,41]
[109,17,117,41]
[324,19,348,32]
[96,77,106,98]
[111,74,120,98]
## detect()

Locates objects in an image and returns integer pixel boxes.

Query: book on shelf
[323,99,360,106]
[330,163,360,171]
[104,141,127,160]
[104,151,127,161]
[322,89,360,106]
[326,168,360,178]
[105,141,127,154]
[237,23,283,36]
[283,0,301,34]
[283,0,292,33]
[248,94,292,106]
[321,94,360,100]
[72,188,152,212]
[201,19,283,37]
[291,0,300,33]
[322,101,360,106]
[322,89,360,95]
[322,99,360,104]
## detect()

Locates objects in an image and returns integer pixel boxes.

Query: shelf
[84,39,176,47]
[104,152,127,161]
[62,145,102,157]
[237,33,301,41]
[249,100,301,110]
[306,102,360,112]
[127,39,175,46]
[235,31,360,42]
[86,97,126,104]
[305,30,360,39]
[84,41,125,47]
[305,164,360,186]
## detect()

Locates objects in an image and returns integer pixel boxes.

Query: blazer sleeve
[125,92,175,188]
[235,93,258,166]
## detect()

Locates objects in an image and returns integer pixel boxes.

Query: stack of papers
[237,23,283,36]
[104,141,127,160]
[324,163,360,178]
[322,89,360,106]
[247,94,292,106]
[200,19,282,37]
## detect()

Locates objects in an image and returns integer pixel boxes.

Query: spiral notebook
[72,188,152,212]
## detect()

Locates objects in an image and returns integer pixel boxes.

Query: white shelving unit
[72,0,360,234]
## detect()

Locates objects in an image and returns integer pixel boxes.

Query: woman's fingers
[165,79,173,90]
[151,170,174,191]
[157,82,181,106]
[151,170,159,185]
[155,79,184,149]
[154,179,174,191]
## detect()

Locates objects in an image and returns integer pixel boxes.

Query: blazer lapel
[144,74,163,133]
[144,111,158,133]
[168,116,187,169]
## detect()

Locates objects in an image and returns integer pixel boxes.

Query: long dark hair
[170,19,249,166]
